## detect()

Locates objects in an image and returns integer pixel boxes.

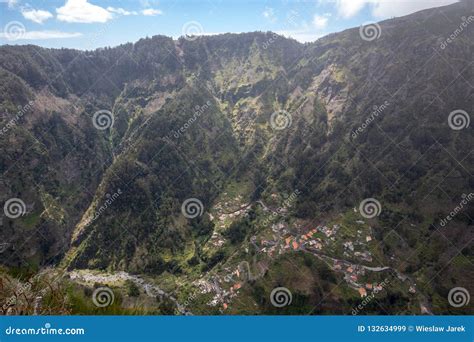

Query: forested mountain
[0,1,472,315]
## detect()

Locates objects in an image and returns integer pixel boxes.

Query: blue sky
[0,0,458,49]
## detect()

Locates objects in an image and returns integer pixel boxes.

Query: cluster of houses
[194,276,238,309]
[318,224,340,238]
[211,192,250,225]
[207,195,251,248]
[250,223,345,257]
[194,263,253,311]
[199,223,364,308]
[331,261,386,298]
[196,198,392,311]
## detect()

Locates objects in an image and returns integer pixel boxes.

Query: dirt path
[68,270,191,315]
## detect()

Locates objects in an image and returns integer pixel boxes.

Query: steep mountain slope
[0,1,472,315]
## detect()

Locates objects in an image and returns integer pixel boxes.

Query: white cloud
[140,0,160,7]
[55,1,162,23]
[334,0,368,18]
[329,0,458,19]
[279,12,329,43]
[171,31,242,40]
[21,8,53,24]
[276,30,325,43]
[7,0,18,9]
[371,0,458,18]
[262,7,277,22]
[141,8,162,16]
[0,30,83,40]
[107,7,138,16]
[200,31,236,37]
[56,0,113,23]
[313,15,329,29]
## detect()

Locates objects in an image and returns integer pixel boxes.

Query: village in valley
[183,183,422,314]
[58,182,425,316]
